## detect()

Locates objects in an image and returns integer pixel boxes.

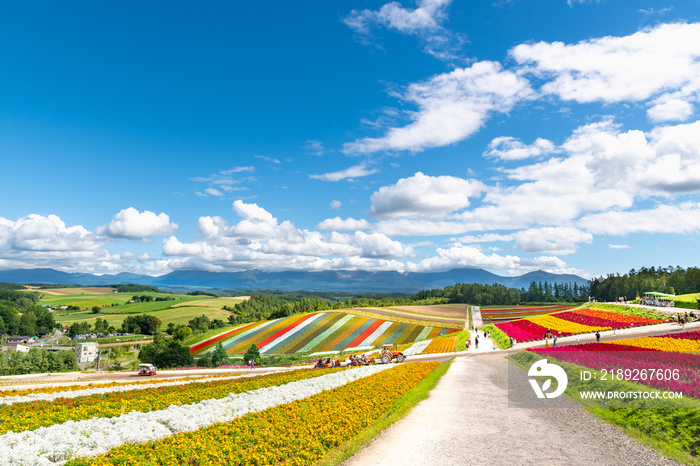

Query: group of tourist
[471,326,496,350]
[640,297,675,307]
[672,311,696,329]
[543,328,559,348]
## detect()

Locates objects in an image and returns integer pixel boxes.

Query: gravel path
[344,354,678,466]
[471,305,483,327]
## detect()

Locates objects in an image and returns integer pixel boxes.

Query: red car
[138,364,156,376]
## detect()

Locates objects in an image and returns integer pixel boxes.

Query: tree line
[589,266,700,302]
[412,281,590,306]
[0,348,78,375]
[0,290,56,337]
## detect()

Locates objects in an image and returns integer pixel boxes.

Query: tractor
[379,344,406,364]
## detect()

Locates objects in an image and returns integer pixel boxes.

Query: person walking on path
[553,335,557,347]
[595,331,601,343]
[475,335,479,349]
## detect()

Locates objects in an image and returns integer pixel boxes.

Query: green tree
[211,343,229,367]
[243,343,260,364]
[140,340,194,369]
[173,325,192,342]
[19,310,37,336]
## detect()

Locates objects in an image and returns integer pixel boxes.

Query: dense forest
[589,266,700,302]
[413,281,589,305]
[0,289,56,337]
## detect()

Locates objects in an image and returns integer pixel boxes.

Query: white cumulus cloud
[369,172,484,219]
[512,22,700,120]
[512,227,593,255]
[484,136,556,161]
[97,208,178,241]
[316,217,372,231]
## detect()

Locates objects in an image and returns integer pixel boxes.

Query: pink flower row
[532,346,700,399]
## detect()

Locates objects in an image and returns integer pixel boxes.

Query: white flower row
[0,373,259,406]
[0,364,393,465]
[403,340,431,356]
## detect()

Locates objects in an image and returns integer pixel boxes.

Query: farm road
[344,354,678,466]
[471,305,483,327]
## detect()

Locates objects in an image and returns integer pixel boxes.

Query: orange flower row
[421,336,455,354]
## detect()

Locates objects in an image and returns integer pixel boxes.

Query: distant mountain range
[0,267,589,293]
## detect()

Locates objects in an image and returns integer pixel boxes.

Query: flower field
[420,336,456,354]
[343,305,467,328]
[0,362,440,464]
[193,311,459,355]
[530,330,700,399]
[481,304,578,323]
[0,368,344,435]
[494,305,664,342]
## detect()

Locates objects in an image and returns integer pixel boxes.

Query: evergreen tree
[243,343,260,364]
[211,343,229,367]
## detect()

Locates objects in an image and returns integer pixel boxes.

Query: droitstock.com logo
[528,359,568,399]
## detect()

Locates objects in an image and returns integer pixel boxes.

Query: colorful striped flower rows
[193,312,458,355]
[0,368,343,435]
[481,304,578,323]
[495,307,664,342]
[2,364,429,464]
[64,362,440,465]
[531,330,700,399]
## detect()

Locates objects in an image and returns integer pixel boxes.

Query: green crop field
[40,290,240,330]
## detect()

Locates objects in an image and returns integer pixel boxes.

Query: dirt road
[344,354,678,466]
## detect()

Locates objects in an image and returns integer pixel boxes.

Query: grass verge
[455,330,470,351]
[317,358,453,466]
[481,324,510,349]
[509,350,700,465]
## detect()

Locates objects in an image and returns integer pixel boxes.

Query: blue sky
[1,1,699,279]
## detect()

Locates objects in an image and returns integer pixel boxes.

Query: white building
[1,343,30,353]
[75,342,99,362]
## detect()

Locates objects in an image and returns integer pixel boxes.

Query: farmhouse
[5,336,30,344]
[75,341,99,362]
[1,342,30,353]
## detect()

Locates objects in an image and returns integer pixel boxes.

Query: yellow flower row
[421,336,455,354]
[528,315,609,334]
[67,362,441,466]
[609,337,700,352]
[0,372,250,398]
[0,368,342,435]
